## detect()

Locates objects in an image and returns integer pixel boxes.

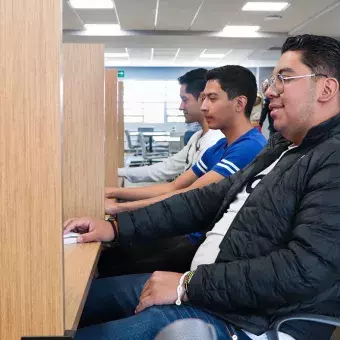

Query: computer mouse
[63,232,80,239]
[63,232,80,244]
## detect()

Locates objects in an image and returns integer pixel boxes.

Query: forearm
[117,184,224,244]
[114,186,194,213]
[106,182,175,201]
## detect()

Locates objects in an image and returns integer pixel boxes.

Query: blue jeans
[75,274,251,340]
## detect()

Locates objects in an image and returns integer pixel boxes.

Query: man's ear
[318,78,339,103]
[235,95,248,113]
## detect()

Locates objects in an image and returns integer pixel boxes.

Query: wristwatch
[184,270,195,296]
[105,215,119,240]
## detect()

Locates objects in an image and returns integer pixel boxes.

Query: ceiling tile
[157,0,202,30]
[63,0,84,30]
[105,47,127,54]
[75,9,118,24]
[114,0,156,30]
[190,0,243,31]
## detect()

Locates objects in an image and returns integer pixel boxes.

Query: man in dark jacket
[65,34,340,340]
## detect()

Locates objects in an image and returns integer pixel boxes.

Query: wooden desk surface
[64,242,101,330]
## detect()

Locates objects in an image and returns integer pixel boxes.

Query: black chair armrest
[266,314,340,340]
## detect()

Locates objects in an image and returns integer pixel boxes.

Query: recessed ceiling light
[69,0,114,9]
[221,25,260,37]
[84,24,122,35]
[200,52,225,59]
[242,2,290,12]
[105,53,129,58]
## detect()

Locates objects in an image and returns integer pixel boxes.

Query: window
[123,80,182,123]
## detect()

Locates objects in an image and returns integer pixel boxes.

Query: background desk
[129,131,170,152]
[64,242,102,330]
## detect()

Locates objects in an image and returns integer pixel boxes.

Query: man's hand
[63,217,115,243]
[135,271,188,314]
[105,186,118,198]
[105,198,122,215]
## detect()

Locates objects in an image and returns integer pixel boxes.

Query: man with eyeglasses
[67,34,340,340]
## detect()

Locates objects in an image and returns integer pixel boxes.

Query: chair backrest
[155,319,217,340]
[124,129,133,149]
[137,132,148,159]
[138,127,154,132]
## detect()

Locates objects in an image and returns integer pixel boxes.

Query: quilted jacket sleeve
[188,150,340,313]
[117,175,235,244]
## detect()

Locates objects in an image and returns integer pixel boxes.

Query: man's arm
[107,170,224,214]
[64,173,236,244]
[187,151,340,314]
[117,141,192,183]
[117,175,235,244]
[106,168,199,202]
[106,138,265,214]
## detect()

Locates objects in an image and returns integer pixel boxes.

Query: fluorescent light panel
[242,2,290,11]
[222,25,260,36]
[69,0,114,9]
[84,24,122,34]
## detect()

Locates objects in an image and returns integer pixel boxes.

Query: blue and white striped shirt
[192,128,267,178]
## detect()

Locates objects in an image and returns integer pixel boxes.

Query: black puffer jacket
[118,114,340,340]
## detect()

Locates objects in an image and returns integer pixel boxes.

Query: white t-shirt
[118,129,224,183]
[191,146,297,340]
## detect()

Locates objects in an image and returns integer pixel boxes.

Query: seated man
[66,34,340,340]
[106,65,266,215]
[119,68,223,183]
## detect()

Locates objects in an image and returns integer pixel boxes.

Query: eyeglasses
[261,73,328,96]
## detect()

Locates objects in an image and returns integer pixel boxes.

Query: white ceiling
[63,0,340,67]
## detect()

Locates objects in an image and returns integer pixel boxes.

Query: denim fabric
[75,273,251,340]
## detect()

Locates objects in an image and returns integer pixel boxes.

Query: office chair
[138,132,168,165]
[155,319,217,340]
[124,130,142,155]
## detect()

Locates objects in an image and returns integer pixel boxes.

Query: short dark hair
[206,65,257,118]
[178,68,208,100]
[281,34,340,83]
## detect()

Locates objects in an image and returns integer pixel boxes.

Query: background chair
[125,129,143,155]
[138,132,168,165]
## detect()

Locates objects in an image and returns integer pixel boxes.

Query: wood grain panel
[62,44,105,221]
[64,243,101,330]
[105,69,118,187]
[118,81,125,167]
[0,0,64,338]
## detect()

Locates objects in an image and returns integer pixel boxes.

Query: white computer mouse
[63,232,80,244]
[63,232,80,239]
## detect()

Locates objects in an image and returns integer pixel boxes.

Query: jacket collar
[301,113,340,147]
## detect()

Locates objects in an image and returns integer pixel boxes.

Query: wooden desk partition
[62,44,105,220]
[62,44,105,330]
[0,0,64,339]
[118,81,125,167]
[105,69,119,187]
